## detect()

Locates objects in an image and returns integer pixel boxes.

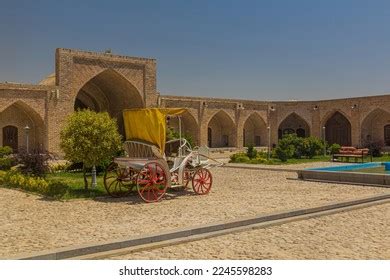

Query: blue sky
[1,0,390,100]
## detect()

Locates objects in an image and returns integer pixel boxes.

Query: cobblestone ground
[0,165,388,258]
[111,203,390,260]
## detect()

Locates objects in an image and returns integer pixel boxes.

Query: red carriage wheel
[192,168,212,195]
[136,161,168,202]
[104,162,134,197]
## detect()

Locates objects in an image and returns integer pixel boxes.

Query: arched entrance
[278,113,310,139]
[361,108,390,146]
[75,69,144,136]
[0,101,45,152]
[324,111,351,146]
[243,113,267,146]
[207,111,236,148]
[167,111,199,146]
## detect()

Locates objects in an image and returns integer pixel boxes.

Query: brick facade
[1,48,390,154]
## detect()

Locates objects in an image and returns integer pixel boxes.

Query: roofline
[160,92,390,104]
[57,48,156,62]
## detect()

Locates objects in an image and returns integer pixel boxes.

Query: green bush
[0,157,13,170]
[274,134,299,161]
[0,171,70,199]
[328,143,341,155]
[274,134,324,161]
[246,144,258,159]
[0,170,6,184]
[0,146,13,157]
[229,153,250,163]
[302,137,324,158]
[274,145,294,162]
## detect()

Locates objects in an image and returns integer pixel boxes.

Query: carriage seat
[123,140,163,159]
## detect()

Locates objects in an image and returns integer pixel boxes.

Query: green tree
[60,110,122,189]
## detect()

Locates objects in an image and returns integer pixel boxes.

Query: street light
[267,126,271,160]
[24,125,30,153]
[322,126,326,156]
[267,106,276,160]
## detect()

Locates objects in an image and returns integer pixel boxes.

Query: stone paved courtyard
[110,203,390,260]
[0,164,389,258]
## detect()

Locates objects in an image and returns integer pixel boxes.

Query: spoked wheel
[136,161,168,203]
[192,167,212,195]
[104,162,134,197]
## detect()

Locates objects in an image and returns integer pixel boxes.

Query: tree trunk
[83,164,88,190]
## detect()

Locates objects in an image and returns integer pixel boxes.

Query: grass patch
[372,154,390,162]
[46,172,108,199]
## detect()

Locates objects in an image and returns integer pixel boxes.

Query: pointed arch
[167,110,199,146]
[361,108,390,146]
[0,101,45,151]
[243,112,267,146]
[207,110,236,148]
[323,111,351,146]
[74,68,144,136]
[278,112,310,139]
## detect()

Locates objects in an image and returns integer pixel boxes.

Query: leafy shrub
[274,134,299,161]
[246,144,258,159]
[328,143,341,155]
[0,170,6,184]
[16,148,51,177]
[0,146,13,157]
[229,152,250,163]
[274,134,324,161]
[274,145,294,162]
[0,171,69,199]
[0,157,13,170]
[302,137,324,158]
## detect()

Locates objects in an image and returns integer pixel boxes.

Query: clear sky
[1,0,390,100]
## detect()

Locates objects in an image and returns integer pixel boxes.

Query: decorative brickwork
[2,48,390,155]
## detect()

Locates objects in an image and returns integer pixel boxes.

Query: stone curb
[222,163,300,172]
[11,193,390,260]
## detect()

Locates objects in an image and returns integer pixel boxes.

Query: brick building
[1,48,390,154]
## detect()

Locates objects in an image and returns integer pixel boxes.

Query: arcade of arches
[3,48,390,154]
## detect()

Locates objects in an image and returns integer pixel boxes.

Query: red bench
[332,146,372,163]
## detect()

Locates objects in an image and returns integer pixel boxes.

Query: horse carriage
[103,108,222,202]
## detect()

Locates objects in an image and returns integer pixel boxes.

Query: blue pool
[298,162,390,187]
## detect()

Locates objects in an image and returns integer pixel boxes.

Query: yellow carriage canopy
[123,108,186,153]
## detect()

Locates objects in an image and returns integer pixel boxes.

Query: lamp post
[91,165,97,189]
[24,125,30,153]
[267,106,276,160]
[322,126,326,156]
[267,126,271,160]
